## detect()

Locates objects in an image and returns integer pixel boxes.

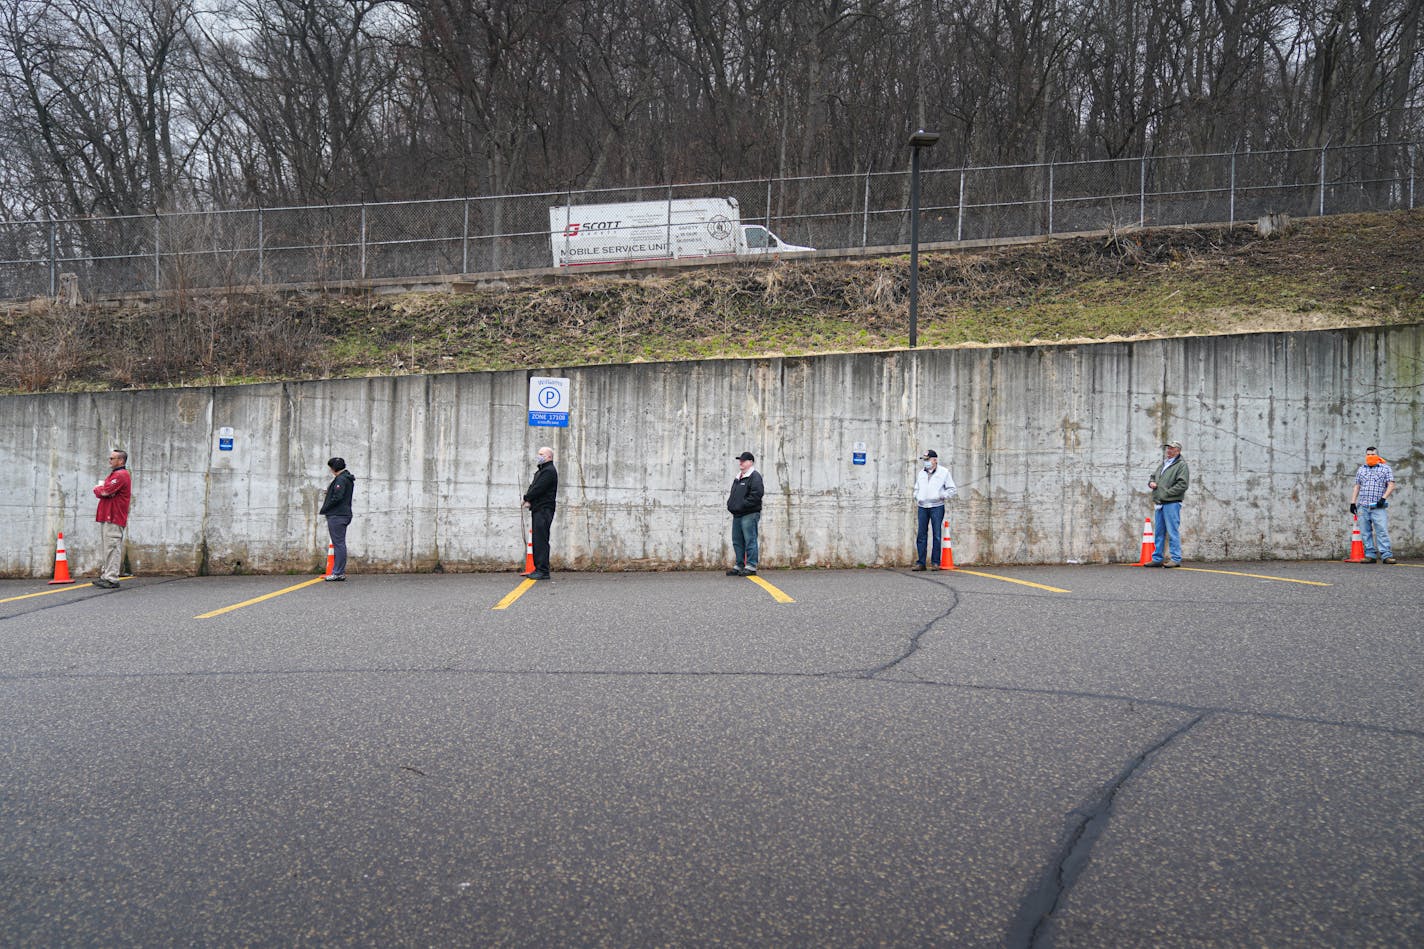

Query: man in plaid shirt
[1350,446,1397,564]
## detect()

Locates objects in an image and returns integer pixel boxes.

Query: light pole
[907,129,940,348]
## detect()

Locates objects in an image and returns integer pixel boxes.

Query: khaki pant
[101,522,126,582]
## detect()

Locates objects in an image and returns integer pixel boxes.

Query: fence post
[563,191,574,267]
[1318,146,1326,215]
[861,172,870,247]
[49,218,57,298]
[665,185,674,257]
[765,179,773,229]
[1229,153,1236,225]
[1047,162,1054,235]
[359,203,368,280]
[1401,142,1412,209]
[257,208,265,286]
[153,213,161,291]
[1139,155,1147,227]
[957,168,965,242]
[462,198,470,274]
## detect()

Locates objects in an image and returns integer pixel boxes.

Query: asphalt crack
[857,572,962,679]
[0,576,187,621]
[1007,712,1209,948]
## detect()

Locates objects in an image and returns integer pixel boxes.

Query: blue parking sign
[528,376,570,427]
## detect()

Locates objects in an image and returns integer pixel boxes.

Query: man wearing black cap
[727,451,764,576]
[1145,440,1190,567]
[913,449,957,570]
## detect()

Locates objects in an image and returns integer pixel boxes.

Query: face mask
[1365,454,1383,466]
[922,461,932,471]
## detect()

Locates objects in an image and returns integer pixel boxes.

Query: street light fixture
[907,129,940,348]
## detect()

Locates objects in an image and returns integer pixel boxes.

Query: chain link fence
[0,142,1415,300]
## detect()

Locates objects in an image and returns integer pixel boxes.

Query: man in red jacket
[92,449,132,589]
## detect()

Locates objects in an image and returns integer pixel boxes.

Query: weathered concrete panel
[2,325,1419,576]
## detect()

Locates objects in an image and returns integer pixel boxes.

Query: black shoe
[911,564,927,571]
[91,578,117,589]
[529,571,551,580]
[1143,561,1163,568]
[726,568,742,576]
[323,574,345,582]
[742,568,757,576]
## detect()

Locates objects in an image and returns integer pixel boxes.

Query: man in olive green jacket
[1145,440,1190,567]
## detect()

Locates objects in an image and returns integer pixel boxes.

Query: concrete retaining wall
[3,324,1420,577]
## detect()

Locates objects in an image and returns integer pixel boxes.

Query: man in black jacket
[522,446,558,579]
[726,451,764,576]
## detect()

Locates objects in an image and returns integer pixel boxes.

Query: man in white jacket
[913,450,957,570]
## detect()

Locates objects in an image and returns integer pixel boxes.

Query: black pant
[326,514,351,575]
[530,506,554,573]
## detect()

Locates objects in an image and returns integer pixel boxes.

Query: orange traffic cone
[1344,515,1367,562]
[325,542,335,576]
[939,517,957,570]
[48,532,75,584]
[1137,516,1155,565]
[523,528,535,574]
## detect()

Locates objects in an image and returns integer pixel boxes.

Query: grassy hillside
[3,209,1421,393]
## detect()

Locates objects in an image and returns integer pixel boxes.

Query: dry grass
[2,209,1421,392]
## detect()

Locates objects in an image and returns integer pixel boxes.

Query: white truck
[548,197,813,268]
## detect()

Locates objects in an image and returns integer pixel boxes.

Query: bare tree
[0,0,212,219]
[0,0,1419,222]
[200,0,400,204]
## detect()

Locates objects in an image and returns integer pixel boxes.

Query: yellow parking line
[493,578,537,610]
[1,584,94,604]
[196,576,327,618]
[0,577,135,604]
[1177,566,1329,586]
[746,575,795,603]
[951,570,1071,593]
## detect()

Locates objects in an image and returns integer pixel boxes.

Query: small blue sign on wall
[218,426,235,451]
[852,441,867,465]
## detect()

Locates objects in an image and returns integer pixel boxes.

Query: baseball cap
[922,449,937,458]
[1163,440,1182,450]
[735,451,755,462]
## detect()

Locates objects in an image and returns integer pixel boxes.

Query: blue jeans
[1152,503,1182,564]
[326,514,351,576]
[732,512,760,569]
[916,505,944,566]
[1360,505,1392,558]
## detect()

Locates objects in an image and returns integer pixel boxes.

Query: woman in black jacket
[319,457,355,581]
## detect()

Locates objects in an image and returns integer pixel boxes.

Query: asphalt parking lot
[2,561,1421,947]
